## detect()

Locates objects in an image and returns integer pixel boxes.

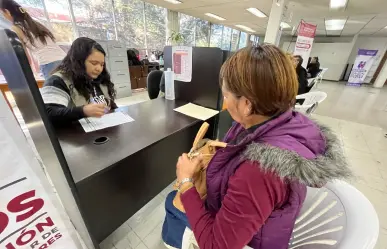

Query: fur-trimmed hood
[243,122,352,187]
[221,110,352,187]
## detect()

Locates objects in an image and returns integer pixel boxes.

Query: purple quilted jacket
[205,110,350,248]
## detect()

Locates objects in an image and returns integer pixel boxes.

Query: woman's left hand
[176,153,202,182]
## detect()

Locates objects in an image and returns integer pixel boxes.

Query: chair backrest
[296,91,327,107]
[147,70,163,99]
[289,180,379,249]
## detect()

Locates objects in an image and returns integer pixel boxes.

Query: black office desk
[56,98,215,243]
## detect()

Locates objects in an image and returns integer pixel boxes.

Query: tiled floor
[6,81,387,249]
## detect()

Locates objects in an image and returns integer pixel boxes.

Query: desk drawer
[111,70,130,83]
[109,57,128,71]
[108,45,126,57]
[116,84,132,99]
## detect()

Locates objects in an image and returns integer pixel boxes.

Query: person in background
[0,0,66,79]
[307,56,321,78]
[127,49,143,66]
[40,37,117,126]
[162,45,351,249]
[293,55,308,95]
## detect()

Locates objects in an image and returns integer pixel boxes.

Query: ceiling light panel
[164,0,182,4]
[325,19,346,30]
[246,8,267,18]
[280,22,291,29]
[205,13,226,21]
[330,0,348,9]
[235,25,256,33]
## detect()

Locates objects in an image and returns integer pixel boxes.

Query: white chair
[317,68,328,85]
[295,91,327,115]
[182,181,379,249]
[289,180,379,249]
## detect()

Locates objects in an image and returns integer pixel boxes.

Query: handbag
[172,122,227,212]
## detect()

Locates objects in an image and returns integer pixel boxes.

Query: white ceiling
[141,0,387,37]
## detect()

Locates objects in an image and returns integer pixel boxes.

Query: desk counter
[56,98,214,242]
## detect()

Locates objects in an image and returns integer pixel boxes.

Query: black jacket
[42,75,117,126]
[296,66,308,95]
[307,62,320,78]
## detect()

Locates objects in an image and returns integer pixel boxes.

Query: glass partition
[221,26,232,51]
[44,0,74,42]
[195,19,209,47]
[179,13,196,46]
[144,3,166,52]
[210,24,223,48]
[113,0,145,48]
[71,0,116,40]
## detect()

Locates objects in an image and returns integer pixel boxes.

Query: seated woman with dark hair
[162,45,351,249]
[40,37,117,126]
[292,55,308,95]
[307,56,321,78]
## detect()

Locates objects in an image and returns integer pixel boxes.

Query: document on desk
[174,103,219,121]
[79,112,134,132]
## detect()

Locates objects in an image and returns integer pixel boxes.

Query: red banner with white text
[294,21,317,68]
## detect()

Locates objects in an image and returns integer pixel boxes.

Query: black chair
[147,70,163,99]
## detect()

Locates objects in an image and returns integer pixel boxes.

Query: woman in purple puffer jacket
[162,44,351,249]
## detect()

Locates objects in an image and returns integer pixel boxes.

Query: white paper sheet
[79,112,134,132]
[174,103,219,121]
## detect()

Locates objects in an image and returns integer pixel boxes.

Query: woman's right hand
[83,103,106,118]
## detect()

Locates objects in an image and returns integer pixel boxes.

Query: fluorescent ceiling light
[164,0,182,4]
[246,8,267,18]
[280,22,291,29]
[235,25,256,33]
[205,13,226,21]
[325,19,346,30]
[330,0,348,9]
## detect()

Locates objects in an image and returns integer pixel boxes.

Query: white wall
[282,35,387,83]
[282,41,354,81]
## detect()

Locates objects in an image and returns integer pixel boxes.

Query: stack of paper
[79,112,134,133]
[174,103,219,120]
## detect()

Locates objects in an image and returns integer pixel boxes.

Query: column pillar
[374,60,387,88]
[166,10,180,45]
[264,0,288,45]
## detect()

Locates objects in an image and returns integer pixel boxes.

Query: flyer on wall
[0,94,81,249]
[172,46,193,82]
[293,21,317,68]
[347,49,378,86]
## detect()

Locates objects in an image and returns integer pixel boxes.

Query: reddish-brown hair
[220,44,298,116]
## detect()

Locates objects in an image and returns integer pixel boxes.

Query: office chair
[147,70,163,99]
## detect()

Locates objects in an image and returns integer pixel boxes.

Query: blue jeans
[162,191,191,249]
[40,60,61,79]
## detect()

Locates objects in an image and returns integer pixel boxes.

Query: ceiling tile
[326,30,342,36]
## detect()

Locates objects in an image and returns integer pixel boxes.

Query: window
[250,35,259,46]
[238,32,247,49]
[179,13,195,46]
[71,0,116,40]
[230,29,240,51]
[210,24,223,48]
[144,3,166,52]
[113,0,145,48]
[44,0,74,42]
[17,0,47,21]
[221,26,232,51]
[195,19,209,47]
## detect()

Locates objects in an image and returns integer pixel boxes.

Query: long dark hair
[1,0,55,46]
[294,55,304,73]
[54,37,116,101]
